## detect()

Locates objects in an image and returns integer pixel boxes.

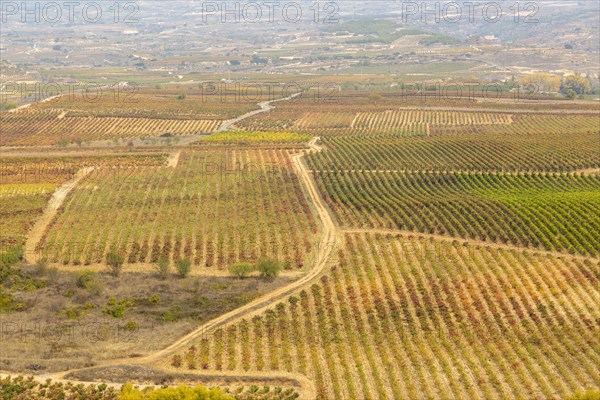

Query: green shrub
[155,255,170,280]
[176,258,191,278]
[256,259,282,280]
[60,304,89,320]
[229,262,255,279]
[103,296,134,318]
[106,252,124,277]
[0,288,24,313]
[76,270,97,289]
[124,321,138,331]
[118,382,233,399]
[162,305,181,322]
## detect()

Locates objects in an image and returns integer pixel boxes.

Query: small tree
[229,262,255,279]
[171,354,182,368]
[176,258,191,278]
[155,255,170,280]
[106,252,124,277]
[256,259,282,280]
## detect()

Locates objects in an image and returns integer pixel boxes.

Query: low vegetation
[0,376,300,399]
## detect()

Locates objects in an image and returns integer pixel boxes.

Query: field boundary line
[342,228,599,262]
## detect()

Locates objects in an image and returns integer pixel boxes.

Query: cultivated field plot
[0,189,54,249]
[1,111,222,146]
[201,130,312,145]
[237,91,599,137]
[306,128,600,172]
[238,107,517,135]
[31,85,267,119]
[0,85,286,146]
[0,154,167,249]
[314,171,600,256]
[0,153,169,182]
[38,149,318,268]
[172,233,600,400]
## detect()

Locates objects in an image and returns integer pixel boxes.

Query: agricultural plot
[31,86,267,120]
[307,128,600,172]
[0,153,168,184]
[236,92,598,136]
[0,376,300,400]
[0,154,167,250]
[239,109,515,135]
[1,112,222,146]
[0,189,54,248]
[0,85,289,146]
[202,131,312,145]
[314,171,600,256]
[38,149,318,268]
[350,110,513,130]
[173,233,600,400]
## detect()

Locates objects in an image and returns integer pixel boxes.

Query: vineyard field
[314,171,600,256]
[38,149,318,268]
[1,153,169,183]
[307,129,600,172]
[202,131,312,145]
[238,109,518,134]
[0,84,295,146]
[289,110,511,132]
[236,91,598,136]
[31,86,268,120]
[0,189,53,248]
[0,154,168,250]
[172,233,600,400]
[0,113,222,146]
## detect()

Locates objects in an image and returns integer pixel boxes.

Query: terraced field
[38,149,318,268]
[314,171,600,256]
[172,233,600,400]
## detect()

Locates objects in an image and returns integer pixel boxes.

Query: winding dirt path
[24,167,94,263]
[7,94,62,113]
[30,134,333,398]
[216,92,302,132]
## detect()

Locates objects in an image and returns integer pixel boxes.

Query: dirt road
[24,167,94,263]
[32,130,332,400]
[216,92,301,132]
